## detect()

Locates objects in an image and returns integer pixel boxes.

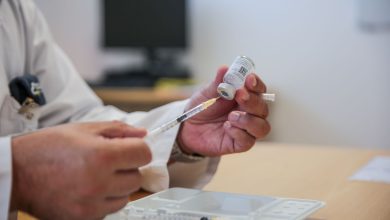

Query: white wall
[34,0,390,149]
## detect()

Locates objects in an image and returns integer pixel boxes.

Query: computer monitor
[103,0,187,49]
[101,0,189,86]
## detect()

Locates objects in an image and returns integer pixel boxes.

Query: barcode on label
[238,66,248,76]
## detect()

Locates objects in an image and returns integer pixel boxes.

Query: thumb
[202,66,229,98]
[213,65,228,85]
[97,121,147,139]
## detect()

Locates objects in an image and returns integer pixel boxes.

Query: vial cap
[217,83,236,100]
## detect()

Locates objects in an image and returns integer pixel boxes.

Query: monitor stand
[94,48,190,88]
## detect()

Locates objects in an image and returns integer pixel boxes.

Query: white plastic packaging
[105,187,325,220]
[217,56,256,100]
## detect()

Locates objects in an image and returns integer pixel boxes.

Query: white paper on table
[349,156,390,184]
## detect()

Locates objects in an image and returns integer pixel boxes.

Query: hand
[178,66,270,157]
[11,121,151,220]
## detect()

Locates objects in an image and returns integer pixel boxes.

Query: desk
[93,87,189,111]
[205,143,390,220]
[18,143,390,220]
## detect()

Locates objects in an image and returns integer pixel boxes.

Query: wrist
[176,132,194,155]
[173,123,205,163]
[10,134,32,213]
[173,127,205,163]
[10,135,23,211]
[170,141,205,163]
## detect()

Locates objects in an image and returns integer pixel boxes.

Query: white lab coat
[0,0,219,219]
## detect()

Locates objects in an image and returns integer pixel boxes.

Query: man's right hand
[10,121,151,220]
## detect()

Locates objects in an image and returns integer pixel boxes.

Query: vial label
[217,56,255,100]
[225,56,254,87]
[238,66,248,76]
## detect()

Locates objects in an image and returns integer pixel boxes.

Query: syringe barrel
[178,105,204,122]
[148,119,179,137]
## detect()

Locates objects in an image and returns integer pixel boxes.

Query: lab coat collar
[0,71,10,111]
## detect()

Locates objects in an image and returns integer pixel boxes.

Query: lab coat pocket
[0,95,39,135]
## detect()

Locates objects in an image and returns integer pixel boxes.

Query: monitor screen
[103,0,187,49]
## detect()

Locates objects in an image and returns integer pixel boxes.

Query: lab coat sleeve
[0,137,12,220]
[21,1,219,192]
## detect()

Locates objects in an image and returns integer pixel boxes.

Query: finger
[97,138,152,170]
[201,66,229,98]
[111,138,152,169]
[101,197,129,217]
[245,73,267,93]
[228,111,271,139]
[106,170,141,198]
[99,121,147,139]
[235,89,269,118]
[215,65,229,84]
[223,121,256,153]
[105,197,129,214]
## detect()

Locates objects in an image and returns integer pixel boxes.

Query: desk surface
[92,87,190,112]
[205,143,390,220]
[19,143,390,220]
[93,87,189,105]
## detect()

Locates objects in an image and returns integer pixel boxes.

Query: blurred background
[34,0,390,149]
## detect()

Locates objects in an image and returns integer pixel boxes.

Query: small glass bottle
[217,55,256,100]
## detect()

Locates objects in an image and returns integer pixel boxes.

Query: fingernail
[230,112,240,121]
[252,75,257,87]
[224,121,231,129]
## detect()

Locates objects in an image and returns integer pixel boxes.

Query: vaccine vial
[217,56,255,100]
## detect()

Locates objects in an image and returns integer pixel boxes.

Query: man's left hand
[177,66,271,157]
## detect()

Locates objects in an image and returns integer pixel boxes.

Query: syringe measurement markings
[151,105,203,134]
[177,104,205,122]
[147,94,274,137]
[148,98,217,137]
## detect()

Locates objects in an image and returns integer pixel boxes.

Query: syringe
[147,93,275,138]
[148,97,219,137]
